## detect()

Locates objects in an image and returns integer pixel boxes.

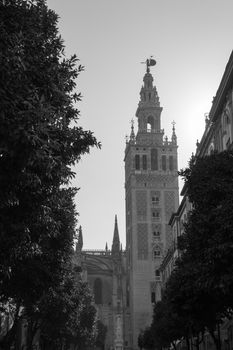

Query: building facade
[79,61,180,350]
[160,50,233,350]
[124,62,179,349]
[78,217,126,350]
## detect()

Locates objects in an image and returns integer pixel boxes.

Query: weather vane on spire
[141,56,156,73]
[172,120,176,131]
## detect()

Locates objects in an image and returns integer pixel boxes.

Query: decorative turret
[111,215,120,257]
[139,71,160,108]
[136,58,163,136]
[73,226,83,270]
[76,226,83,252]
[171,121,177,144]
[130,119,135,142]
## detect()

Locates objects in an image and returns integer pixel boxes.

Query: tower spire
[130,119,135,141]
[112,215,120,254]
[76,226,83,251]
[171,120,177,144]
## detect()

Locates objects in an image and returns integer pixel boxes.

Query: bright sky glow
[47,0,233,249]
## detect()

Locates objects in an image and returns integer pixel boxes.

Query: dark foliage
[0,0,99,347]
[95,320,107,350]
[143,151,233,350]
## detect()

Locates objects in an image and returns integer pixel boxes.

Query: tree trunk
[194,334,200,350]
[209,327,222,350]
[26,319,39,349]
[171,340,177,350]
[185,336,190,350]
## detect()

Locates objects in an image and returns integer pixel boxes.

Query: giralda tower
[124,60,179,349]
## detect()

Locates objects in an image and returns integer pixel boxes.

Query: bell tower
[124,60,179,349]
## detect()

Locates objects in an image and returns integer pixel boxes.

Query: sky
[46,0,233,250]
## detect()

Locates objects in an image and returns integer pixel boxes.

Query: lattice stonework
[136,190,147,221]
[136,174,176,187]
[137,223,148,260]
[126,192,132,227]
[164,191,175,221]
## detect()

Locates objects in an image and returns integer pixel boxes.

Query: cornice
[209,50,233,121]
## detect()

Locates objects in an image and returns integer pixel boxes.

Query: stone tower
[124,61,179,349]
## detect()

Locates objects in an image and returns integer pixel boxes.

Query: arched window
[151,149,158,170]
[142,155,147,170]
[162,155,166,171]
[135,155,140,170]
[94,278,102,304]
[147,116,154,132]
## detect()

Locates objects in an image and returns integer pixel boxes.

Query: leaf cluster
[141,150,233,349]
[36,265,97,350]
[0,0,99,347]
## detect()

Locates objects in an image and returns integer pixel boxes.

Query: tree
[36,265,96,350]
[0,0,99,347]
[177,150,233,350]
[151,298,186,350]
[139,327,157,350]
[164,264,207,350]
[95,320,107,350]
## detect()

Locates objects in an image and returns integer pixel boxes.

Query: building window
[135,154,140,170]
[153,231,160,237]
[151,292,155,303]
[153,249,161,258]
[151,149,158,170]
[162,155,166,171]
[152,196,159,206]
[155,269,160,280]
[94,278,102,304]
[169,156,174,171]
[142,155,147,170]
[152,210,160,220]
[147,115,154,132]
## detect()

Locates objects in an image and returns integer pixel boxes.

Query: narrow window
[94,278,102,304]
[151,292,155,303]
[135,155,140,170]
[151,149,158,170]
[147,123,151,132]
[162,155,166,171]
[142,155,147,170]
[169,156,174,171]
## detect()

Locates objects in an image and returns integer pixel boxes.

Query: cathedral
[75,60,179,350]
